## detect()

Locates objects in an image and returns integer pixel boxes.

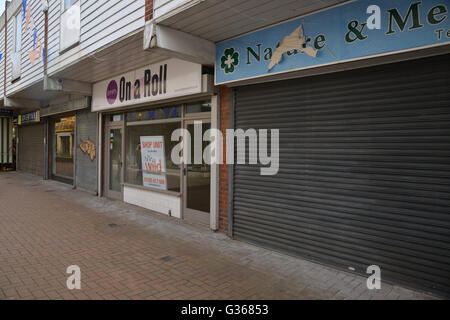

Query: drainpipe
[43,1,48,75]
[4,0,8,99]
[42,2,49,180]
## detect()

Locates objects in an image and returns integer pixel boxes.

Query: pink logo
[106,80,118,105]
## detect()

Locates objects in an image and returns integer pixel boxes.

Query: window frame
[124,106,183,193]
[63,0,78,12]
[14,12,22,53]
[122,102,212,193]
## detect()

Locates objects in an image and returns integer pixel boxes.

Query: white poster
[140,136,167,191]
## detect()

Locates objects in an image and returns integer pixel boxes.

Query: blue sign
[0,109,13,117]
[216,0,450,84]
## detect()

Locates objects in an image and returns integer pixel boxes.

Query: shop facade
[0,109,14,170]
[41,97,98,194]
[16,110,45,176]
[216,0,450,295]
[92,58,219,229]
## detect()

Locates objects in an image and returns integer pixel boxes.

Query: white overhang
[143,22,216,65]
[152,0,347,43]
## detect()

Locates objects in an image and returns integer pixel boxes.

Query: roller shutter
[1,118,13,165]
[18,124,45,176]
[233,54,450,296]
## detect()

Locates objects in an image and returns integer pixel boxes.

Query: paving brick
[0,172,439,300]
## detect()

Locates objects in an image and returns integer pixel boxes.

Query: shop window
[125,107,182,192]
[64,0,78,10]
[11,13,22,81]
[60,0,80,52]
[53,116,75,181]
[127,106,181,122]
[15,13,22,53]
[109,114,124,122]
[186,101,211,114]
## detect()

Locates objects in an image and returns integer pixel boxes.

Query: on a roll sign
[92,59,203,112]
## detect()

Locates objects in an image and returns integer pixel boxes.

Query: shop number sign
[140,136,167,191]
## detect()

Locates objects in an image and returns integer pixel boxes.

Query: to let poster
[140,136,167,190]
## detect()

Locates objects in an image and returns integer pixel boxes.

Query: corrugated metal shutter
[1,117,13,165]
[75,109,98,194]
[18,124,45,176]
[233,54,450,296]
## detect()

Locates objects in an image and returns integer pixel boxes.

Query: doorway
[51,116,75,184]
[104,116,124,200]
[183,119,211,226]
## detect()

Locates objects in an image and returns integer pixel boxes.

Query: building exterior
[0,0,449,297]
[0,108,14,169]
[91,58,218,227]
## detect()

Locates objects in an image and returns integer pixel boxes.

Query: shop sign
[216,0,450,85]
[0,109,13,117]
[18,111,40,125]
[55,117,75,133]
[140,136,167,191]
[92,58,202,112]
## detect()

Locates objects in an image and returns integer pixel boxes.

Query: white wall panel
[124,186,181,219]
[7,0,45,96]
[154,0,199,21]
[48,0,146,78]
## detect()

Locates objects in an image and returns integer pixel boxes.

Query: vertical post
[73,114,77,189]
[44,3,49,75]
[210,95,220,231]
[1,118,4,165]
[121,114,125,201]
[44,119,49,180]
[97,113,102,197]
[228,88,235,238]
[4,1,8,98]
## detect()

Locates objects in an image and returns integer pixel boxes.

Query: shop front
[0,109,14,170]
[41,97,98,193]
[93,58,218,229]
[16,110,45,176]
[216,0,450,295]
[50,115,76,184]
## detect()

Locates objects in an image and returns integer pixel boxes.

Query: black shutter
[233,54,450,296]
[18,124,45,176]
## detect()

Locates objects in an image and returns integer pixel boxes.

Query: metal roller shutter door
[1,118,13,165]
[18,124,45,176]
[233,54,450,296]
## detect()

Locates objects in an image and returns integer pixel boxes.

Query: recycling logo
[220,48,240,74]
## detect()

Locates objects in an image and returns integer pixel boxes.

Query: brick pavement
[0,172,438,300]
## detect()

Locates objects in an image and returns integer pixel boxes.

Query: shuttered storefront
[1,117,13,165]
[18,124,45,176]
[233,54,450,296]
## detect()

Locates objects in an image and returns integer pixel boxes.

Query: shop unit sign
[215,0,450,84]
[140,136,167,191]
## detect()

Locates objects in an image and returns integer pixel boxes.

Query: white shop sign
[92,58,202,112]
[140,136,167,191]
